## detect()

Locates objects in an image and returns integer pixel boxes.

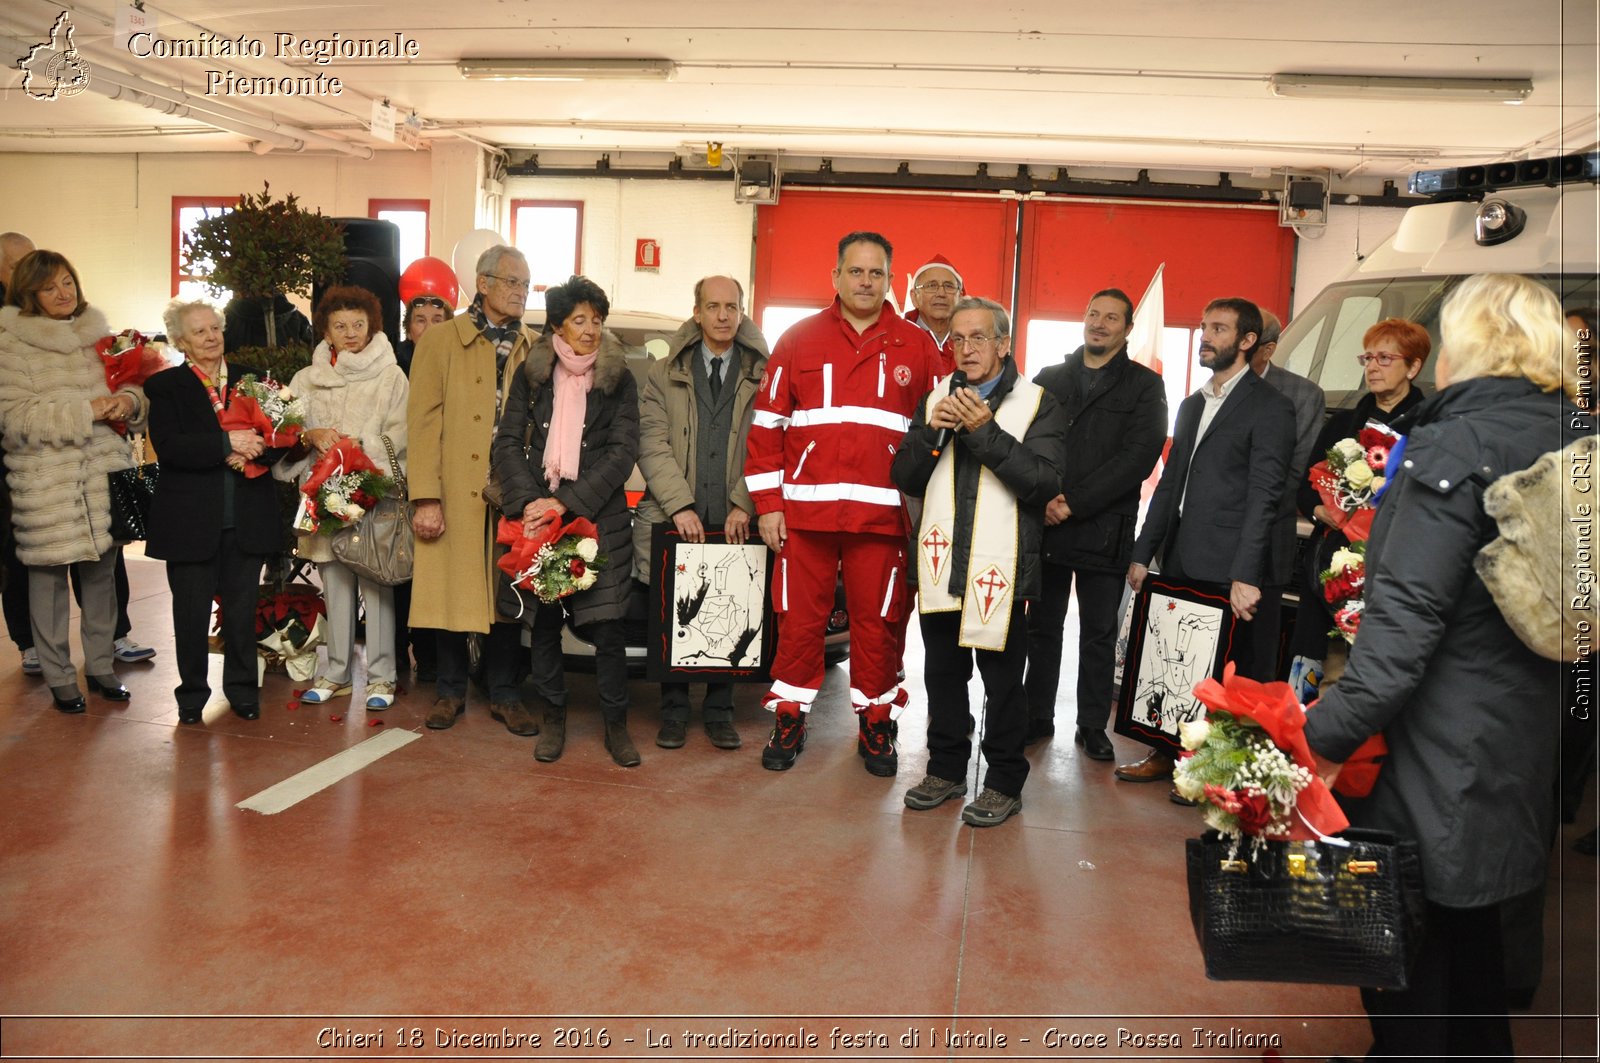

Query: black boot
[534,706,566,762]
[604,718,641,768]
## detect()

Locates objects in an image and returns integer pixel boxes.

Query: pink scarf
[543,332,596,491]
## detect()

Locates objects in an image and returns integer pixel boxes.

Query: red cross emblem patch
[894,364,912,387]
[920,525,950,585]
[970,564,1011,624]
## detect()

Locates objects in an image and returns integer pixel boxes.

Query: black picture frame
[644,524,775,683]
[1113,574,1239,754]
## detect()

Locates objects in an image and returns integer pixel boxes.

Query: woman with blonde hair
[0,250,145,713]
[1303,273,1588,1058]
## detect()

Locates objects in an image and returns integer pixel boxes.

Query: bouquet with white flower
[496,515,608,605]
[1172,665,1354,855]
[1307,423,1401,543]
[293,438,396,535]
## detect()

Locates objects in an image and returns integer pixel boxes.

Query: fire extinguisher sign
[635,239,660,271]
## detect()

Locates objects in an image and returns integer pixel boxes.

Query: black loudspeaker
[313,217,401,349]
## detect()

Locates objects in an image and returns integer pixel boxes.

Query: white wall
[0,150,434,329]
[1290,203,1408,318]
[500,176,756,318]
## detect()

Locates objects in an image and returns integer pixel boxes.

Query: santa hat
[909,254,964,290]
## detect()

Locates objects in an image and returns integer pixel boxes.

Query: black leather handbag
[107,436,159,541]
[1186,828,1426,990]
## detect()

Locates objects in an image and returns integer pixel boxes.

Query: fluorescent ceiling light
[1269,73,1532,103]
[458,58,676,82]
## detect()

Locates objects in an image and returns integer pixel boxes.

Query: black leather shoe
[178,706,203,725]
[50,685,86,714]
[1075,726,1114,761]
[86,674,130,701]
[1025,718,1055,745]
[656,719,687,748]
[231,702,260,721]
[704,720,742,749]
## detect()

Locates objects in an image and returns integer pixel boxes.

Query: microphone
[930,369,968,457]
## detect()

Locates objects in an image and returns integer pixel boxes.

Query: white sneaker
[20,647,41,676]
[113,637,157,662]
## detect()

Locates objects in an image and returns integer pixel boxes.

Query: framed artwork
[1113,575,1239,754]
[644,524,775,683]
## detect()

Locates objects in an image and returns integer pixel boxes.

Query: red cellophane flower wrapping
[218,395,302,478]
[496,514,606,603]
[96,330,169,436]
[1182,664,1350,841]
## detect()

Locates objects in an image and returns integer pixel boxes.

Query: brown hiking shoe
[489,700,539,736]
[425,697,465,730]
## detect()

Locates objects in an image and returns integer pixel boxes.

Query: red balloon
[398,256,459,307]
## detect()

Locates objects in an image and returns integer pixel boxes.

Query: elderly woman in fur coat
[275,286,408,710]
[490,275,641,767]
[0,251,145,713]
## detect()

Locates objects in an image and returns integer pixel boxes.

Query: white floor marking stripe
[237,728,421,814]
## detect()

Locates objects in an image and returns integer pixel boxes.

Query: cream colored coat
[276,333,408,563]
[406,313,532,632]
[0,306,140,567]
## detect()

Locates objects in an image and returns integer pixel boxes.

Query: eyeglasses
[408,295,448,310]
[915,281,960,294]
[485,274,531,292]
[1357,352,1400,367]
[952,334,996,350]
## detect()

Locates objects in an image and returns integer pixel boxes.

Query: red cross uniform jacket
[745,298,943,537]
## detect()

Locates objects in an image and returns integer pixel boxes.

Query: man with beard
[1024,288,1167,756]
[1115,297,1295,783]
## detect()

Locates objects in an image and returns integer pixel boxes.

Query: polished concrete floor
[0,549,1595,1061]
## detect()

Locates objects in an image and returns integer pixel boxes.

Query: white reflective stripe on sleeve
[880,567,897,617]
[768,365,783,400]
[782,482,904,507]
[744,471,783,492]
[822,362,833,408]
[770,678,817,705]
[752,410,790,430]
[788,406,911,433]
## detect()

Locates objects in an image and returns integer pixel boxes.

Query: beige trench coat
[406,313,531,633]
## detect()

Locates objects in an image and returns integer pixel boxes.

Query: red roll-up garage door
[1015,198,1294,370]
[753,190,1018,343]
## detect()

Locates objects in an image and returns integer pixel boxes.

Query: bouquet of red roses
[1307,424,1400,543]
[293,439,396,535]
[220,374,305,478]
[496,514,606,604]
[1319,540,1368,644]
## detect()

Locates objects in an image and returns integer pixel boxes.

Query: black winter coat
[891,359,1065,602]
[144,361,288,561]
[1303,376,1589,908]
[490,331,639,626]
[1033,347,1167,572]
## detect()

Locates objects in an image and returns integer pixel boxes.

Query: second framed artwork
[1113,574,1240,755]
[644,524,775,683]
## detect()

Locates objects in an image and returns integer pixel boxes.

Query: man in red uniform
[746,231,943,775]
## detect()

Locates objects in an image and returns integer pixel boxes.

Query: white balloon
[451,228,507,295]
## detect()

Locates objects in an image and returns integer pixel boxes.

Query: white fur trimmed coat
[275,332,408,563]
[0,305,141,567]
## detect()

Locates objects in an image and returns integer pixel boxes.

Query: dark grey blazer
[1131,368,1296,587]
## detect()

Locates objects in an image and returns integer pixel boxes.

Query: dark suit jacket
[144,362,286,562]
[1033,346,1168,572]
[1259,363,1326,585]
[1132,368,1296,587]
